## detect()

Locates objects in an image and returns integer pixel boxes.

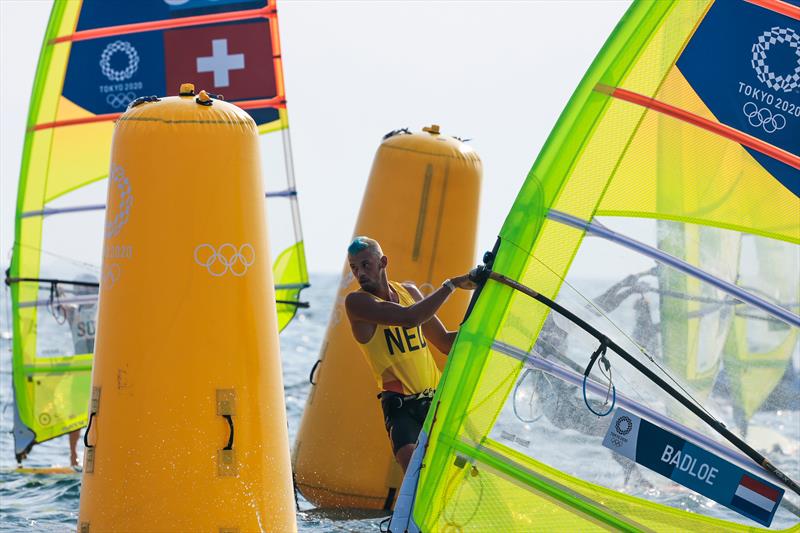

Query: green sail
[393,1,799,530]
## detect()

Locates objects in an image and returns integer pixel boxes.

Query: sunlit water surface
[1,274,384,532]
[1,274,797,531]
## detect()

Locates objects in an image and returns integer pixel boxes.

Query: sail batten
[22,204,106,218]
[744,0,800,19]
[34,97,287,131]
[603,85,800,169]
[51,7,276,44]
[548,210,800,327]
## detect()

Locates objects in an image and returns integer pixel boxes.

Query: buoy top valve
[196,90,213,106]
[179,83,196,96]
[423,124,441,135]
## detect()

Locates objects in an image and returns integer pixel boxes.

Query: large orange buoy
[293,125,481,510]
[77,85,296,531]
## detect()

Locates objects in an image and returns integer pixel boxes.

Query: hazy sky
[0,0,631,275]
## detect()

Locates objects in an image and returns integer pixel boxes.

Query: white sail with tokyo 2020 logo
[5,0,308,466]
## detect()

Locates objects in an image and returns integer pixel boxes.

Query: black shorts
[379,391,433,455]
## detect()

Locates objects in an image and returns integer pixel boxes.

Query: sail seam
[33,97,287,131]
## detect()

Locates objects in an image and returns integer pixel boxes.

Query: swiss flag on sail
[163,21,277,101]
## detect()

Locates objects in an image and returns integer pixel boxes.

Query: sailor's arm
[404,284,456,355]
[345,284,454,328]
[54,286,77,323]
[345,275,475,329]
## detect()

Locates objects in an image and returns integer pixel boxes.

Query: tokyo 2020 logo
[106,165,133,240]
[615,416,633,436]
[751,27,800,93]
[99,41,140,82]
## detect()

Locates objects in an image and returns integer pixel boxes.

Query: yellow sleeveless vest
[356,281,441,394]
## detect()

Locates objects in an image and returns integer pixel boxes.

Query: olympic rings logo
[106,92,137,109]
[194,243,256,277]
[743,102,786,133]
[106,165,133,240]
[99,41,140,82]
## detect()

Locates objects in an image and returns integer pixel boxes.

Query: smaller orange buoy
[293,125,482,510]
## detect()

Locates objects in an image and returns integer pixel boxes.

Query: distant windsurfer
[526,275,657,490]
[344,236,475,472]
[56,275,99,468]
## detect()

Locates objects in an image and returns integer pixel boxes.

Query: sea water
[0,274,382,532]
[1,273,797,531]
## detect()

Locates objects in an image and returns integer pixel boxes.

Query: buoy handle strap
[382,127,410,140]
[84,387,101,449]
[222,414,234,450]
[129,95,160,108]
[83,412,96,449]
[309,360,321,385]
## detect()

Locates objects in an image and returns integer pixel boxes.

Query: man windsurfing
[344,236,475,472]
[57,275,98,469]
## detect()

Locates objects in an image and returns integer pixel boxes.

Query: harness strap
[378,388,436,409]
[378,388,435,401]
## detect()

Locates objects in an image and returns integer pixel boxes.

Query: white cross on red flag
[164,21,277,100]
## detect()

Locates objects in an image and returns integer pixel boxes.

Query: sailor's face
[349,249,384,292]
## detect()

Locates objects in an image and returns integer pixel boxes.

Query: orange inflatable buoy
[77,84,297,532]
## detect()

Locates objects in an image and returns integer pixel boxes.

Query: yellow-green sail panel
[8,0,93,462]
[274,241,309,331]
[394,0,800,531]
[724,238,798,428]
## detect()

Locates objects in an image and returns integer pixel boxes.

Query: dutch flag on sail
[730,474,782,524]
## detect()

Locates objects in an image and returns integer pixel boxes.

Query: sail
[6,0,308,461]
[393,0,799,531]
[657,223,740,405]
[723,237,799,429]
